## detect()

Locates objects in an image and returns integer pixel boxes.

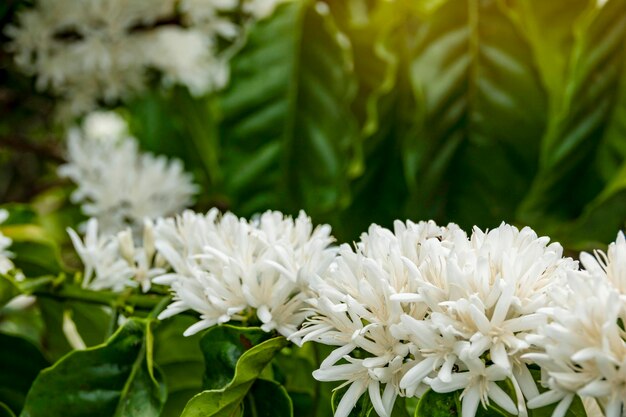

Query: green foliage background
[1,0,626,249]
[1,0,626,416]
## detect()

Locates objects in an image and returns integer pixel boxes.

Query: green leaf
[20,318,166,417]
[37,298,112,362]
[518,0,626,223]
[218,0,360,217]
[406,0,547,228]
[180,330,288,417]
[414,390,457,417]
[0,275,20,308]
[0,333,48,415]
[244,379,293,417]
[200,326,272,391]
[153,315,205,417]
[0,403,16,417]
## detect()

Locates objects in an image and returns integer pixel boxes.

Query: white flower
[398,224,576,416]
[0,209,15,274]
[526,233,626,417]
[242,0,286,19]
[68,217,167,292]
[6,0,282,114]
[143,27,229,96]
[295,220,456,417]
[58,112,197,235]
[154,209,336,339]
[580,231,626,307]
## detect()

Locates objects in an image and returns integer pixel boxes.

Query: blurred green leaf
[0,276,20,308]
[518,0,626,224]
[20,318,166,417]
[406,0,547,228]
[37,297,112,362]
[218,0,360,218]
[244,379,293,417]
[0,403,15,417]
[0,333,48,415]
[180,328,287,417]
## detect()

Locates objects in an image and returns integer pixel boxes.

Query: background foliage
[1,0,625,416]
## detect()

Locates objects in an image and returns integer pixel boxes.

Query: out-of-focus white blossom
[243,0,287,19]
[68,217,167,292]
[526,232,626,417]
[58,112,197,235]
[0,209,15,274]
[153,209,336,340]
[6,0,285,115]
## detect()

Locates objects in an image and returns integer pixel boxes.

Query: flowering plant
[1,0,626,417]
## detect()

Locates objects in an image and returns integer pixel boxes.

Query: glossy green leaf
[200,325,272,391]
[406,0,547,228]
[20,318,166,417]
[518,0,626,223]
[414,390,457,417]
[0,333,48,415]
[244,379,293,417]
[180,330,288,417]
[153,315,204,417]
[218,0,360,217]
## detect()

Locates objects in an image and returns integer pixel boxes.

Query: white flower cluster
[153,209,337,339]
[295,222,577,417]
[58,111,197,235]
[0,209,15,274]
[6,0,285,115]
[526,232,626,417]
[68,217,167,292]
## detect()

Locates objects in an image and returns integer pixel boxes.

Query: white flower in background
[68,218,167,292]
[0,209,15,274]
[243,0,287,19]
[144,27,229,96]
[6,0,284,115]
[295,220,457,417]
[58,111,197,235]
[153,209,336,339]
[526,233,626,417]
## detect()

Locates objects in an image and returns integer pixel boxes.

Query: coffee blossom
[153,209,336,340]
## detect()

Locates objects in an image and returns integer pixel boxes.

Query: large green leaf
[20,318,166,417]
[153,315,205,417]
[0,333,48,415]
[406,0,547,228]
[518,0,626,224]
[218,0,360,218]
[180,327,287,417]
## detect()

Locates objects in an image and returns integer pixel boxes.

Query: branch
[0,135,65,163]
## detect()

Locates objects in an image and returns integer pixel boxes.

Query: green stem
[34,283,165,310]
